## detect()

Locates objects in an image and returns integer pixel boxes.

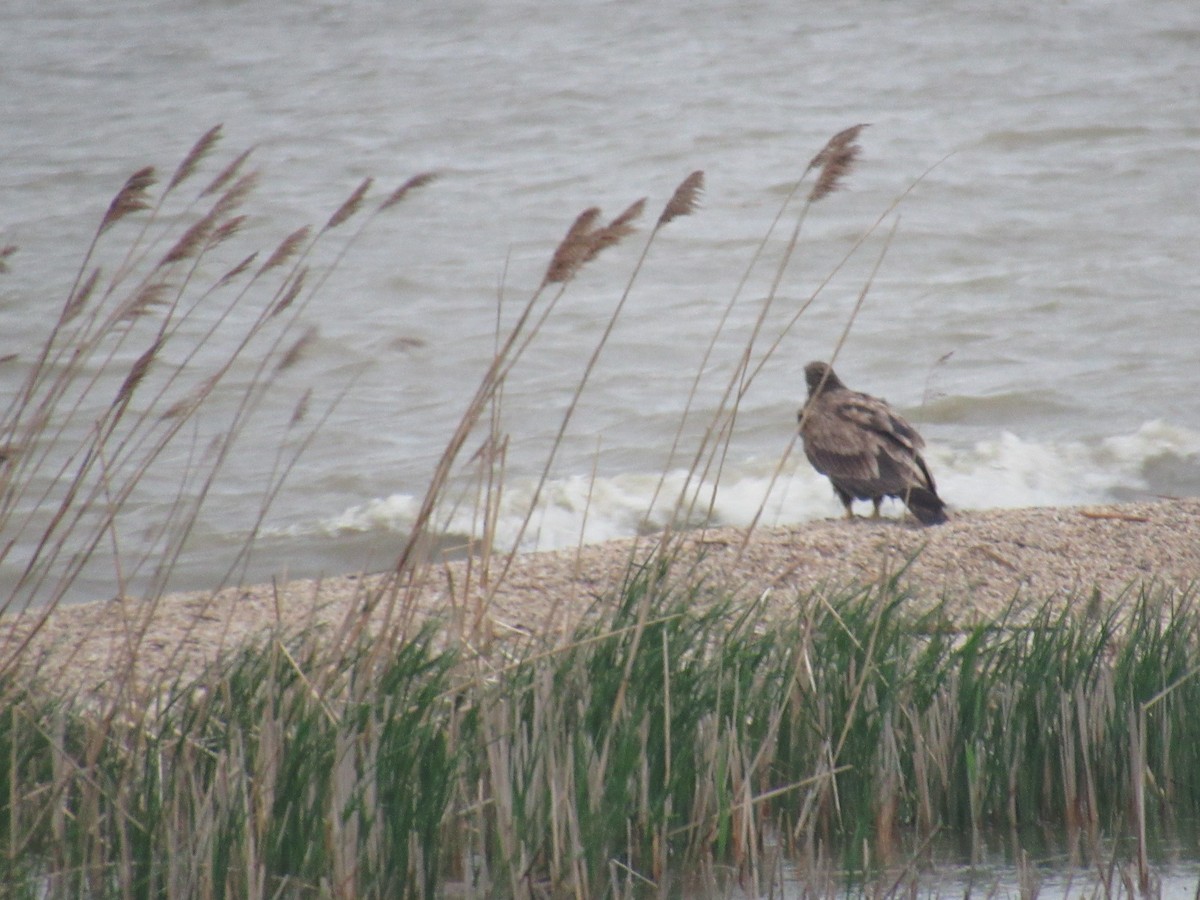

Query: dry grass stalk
[200,146,254,198]
[0,244,16,274]
[325,177,373,231]
[167,124,223,193]
[808,124,867,202]
[259,226,311,275]
[99,167,157,235]
[379,172,438,211]
[657,170,705,226]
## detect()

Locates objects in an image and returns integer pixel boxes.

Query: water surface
[2,0,1198,602]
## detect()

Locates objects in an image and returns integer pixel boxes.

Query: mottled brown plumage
[798,361,947,525]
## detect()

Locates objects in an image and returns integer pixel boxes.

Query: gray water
[2,0,1199,603]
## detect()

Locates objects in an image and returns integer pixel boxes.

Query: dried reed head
[541,199,646,287]
[167,124,223,194]
[270,267,308,318]
[218,253,258,287]
[290,387,313,426]
[63,267,101,323]
[326,177,373,230]
[160,375,217,421]
[114,339,162,406]
[160,212,217,266]
[209,215,247,250]
[212,171,260,220]
[380,172,438,211]
[100,166,156,234]
[259,226,311,275]
[118,280,172,321]
[808,124,867,202]
[583,198,646,263]
[542,207,602,286]
[0,245,16,274]
[276,326,317,371]
[657,170,705,226]
[200,147,254,198]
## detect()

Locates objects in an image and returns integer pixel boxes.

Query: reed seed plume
[807,124,868,172]
[270,267,308,318]
[160,211,217,266]
[290,387,312,426]
[200,146,254,198]
[99,166,156,234]
[160,374,217,420]
[117,280,172,321]
[657,170,705,226]
[538,200,642,287]
[114,339,161,407]
[218,252,258,287]
[542,206,602,286]
[0,244,16,274]
[379,172,439,211]
[167,124,223,194]
[212,171,260,220]
[277,326,317,372]
[808,124,867,202]
[583,197,646,263]
[209,214,247,250]
[62,266,101,323]
[259,226,311,275]
[325,177,373,231]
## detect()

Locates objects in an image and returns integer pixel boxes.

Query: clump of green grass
[4,564,1199,896]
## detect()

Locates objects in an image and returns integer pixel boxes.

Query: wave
[298,421,1200,554]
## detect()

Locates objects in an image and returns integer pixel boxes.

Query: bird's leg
[871,498,882,519]
[835,487,855,520]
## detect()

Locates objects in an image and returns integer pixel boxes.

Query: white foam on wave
[936,420,1200,510]
[303,421,1200,553]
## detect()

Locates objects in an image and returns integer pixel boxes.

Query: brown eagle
[798,361,947,525]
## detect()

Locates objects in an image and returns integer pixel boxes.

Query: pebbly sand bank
[4,498,1199,701]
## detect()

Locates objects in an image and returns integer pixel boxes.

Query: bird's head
[804,361,843,397]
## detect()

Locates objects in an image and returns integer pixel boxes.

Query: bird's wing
[800,395,883,482]
[802,390,933,492]
[844,393,936,493]
[839,392,925,454]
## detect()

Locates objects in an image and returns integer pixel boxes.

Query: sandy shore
[4,498,1199,700]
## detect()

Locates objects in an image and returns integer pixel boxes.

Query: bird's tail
[904,487,948,526]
